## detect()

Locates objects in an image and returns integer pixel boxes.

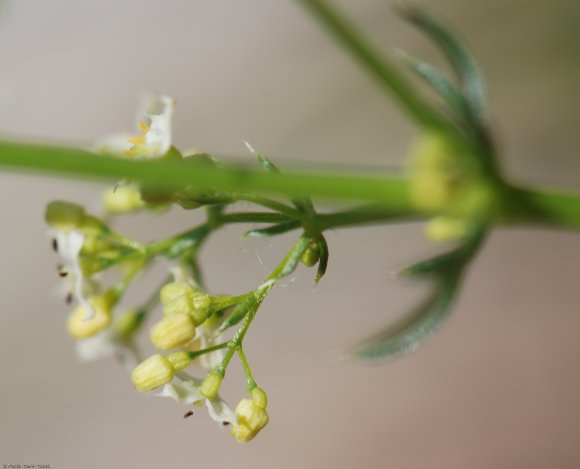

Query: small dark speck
[222,421,230,426]
[66,293,73,304]
[183,411,194,419]
[51,239,58,252]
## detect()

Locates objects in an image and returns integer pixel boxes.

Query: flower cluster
[45,95,301,443]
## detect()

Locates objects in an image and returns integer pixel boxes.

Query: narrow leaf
[315,235,329,284]
[398,6,487,123]
[350,228,485,362]
[244,220,302,238]
[245,140,315,215]
[350,271,460,361]
[396,50,471,123]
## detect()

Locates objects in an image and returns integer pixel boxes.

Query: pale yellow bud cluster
[149,281,212,351]
[67,292,118,339]
[408,132,465,213]
[407,132,497,242]
[231,387,269,443]
[150,313,196,350]
[130,351,193,392]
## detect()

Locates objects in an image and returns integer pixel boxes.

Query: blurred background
[0,1,579,468]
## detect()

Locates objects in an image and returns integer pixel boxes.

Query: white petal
[52,229,95,318]
[139,94,174,158]
[157,375,204,405]
[206,396,236,427]
[75,330,116,362]
[199,331,225,371]
[92,133,133,156]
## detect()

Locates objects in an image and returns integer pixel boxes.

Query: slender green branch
[185,342,229,361]
[237,346,257,390]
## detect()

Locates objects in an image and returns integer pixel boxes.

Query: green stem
[0,140,412,206]
[297,0,447,129]
[237,346,257,390]
[185,342,229,361]
[502,185,580,229]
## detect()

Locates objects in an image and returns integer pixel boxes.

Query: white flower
[196,324,225,371]
[50,228,97,317]
[94,95,175,159]
[75,329,140,371]
[158,373,236,427]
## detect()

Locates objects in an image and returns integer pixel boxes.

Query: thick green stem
[0,140,411,206]
[502,185,580,229]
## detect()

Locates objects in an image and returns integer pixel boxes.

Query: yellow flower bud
[166,351,193,371]
[163,295,193,316]
[190,292,210,325]
[425,216,468,242]
[131,354,174,392]
[160,281,196,305]
[103,185,144,214]
[200,374,222,399]
[251,387,268,409]
[67,295,113,339]
[231,398,269,443]
[301,241,320,267]
[45,201,86,232]
[407,132,464,212]
[150,313,196,350]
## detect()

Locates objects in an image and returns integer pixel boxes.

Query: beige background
[0,1,579,468]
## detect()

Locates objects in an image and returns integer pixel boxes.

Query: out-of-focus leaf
[351,271,460,361]
[396,50,471,124]
[315,235,329,284]
[349,228,485,362]
[398,6,487,124]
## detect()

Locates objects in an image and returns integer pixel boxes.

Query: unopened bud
[103,185,144,214]
[301,241,320,267]
[150,313,196,350]
[190,292,210,325]
[166,351,193,371]
[45,201,86,232]
[231,397,269,443]
[200,374,222,399]
[251,387,268,409]
[163,295,193,316]
[131,354,174,392]
[67,295,114,339]
[160,281,196,305]
[425,216,468,242]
